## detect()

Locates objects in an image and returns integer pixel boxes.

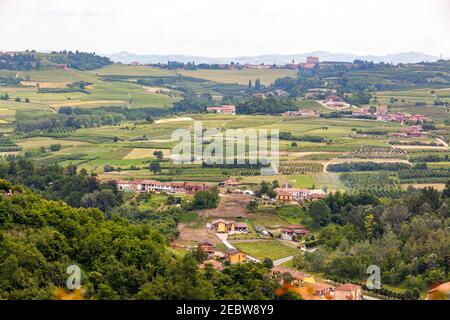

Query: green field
[232,240,299,260]
[94,64,296,86]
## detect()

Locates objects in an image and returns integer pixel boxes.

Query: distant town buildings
[391,125,426,138]
[377,110,432,124]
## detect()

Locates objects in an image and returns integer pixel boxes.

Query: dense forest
[0,179,280,299]
[0,52,40,70]
[15,106,171,133]
[293,186,450,298]
[47,51,112,70]
[0,51,111,71]
[0,158,122,212]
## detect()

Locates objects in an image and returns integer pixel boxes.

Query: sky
[0,0,449,57]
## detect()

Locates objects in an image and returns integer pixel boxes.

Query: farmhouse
[280,225,310,241]
[282,109,318,117]
[271,266,315,286]
[199,259,223,271]
[297,282,334,300]
[198,240,216,257]
[220,178,241,188]
[274,186,325,203]
[206,105,236,115]
[334,283,363,300]
[311,282,334,297]
[210,219,248,233]
[226,249,247,264]
[115,180,214,194]
[276,190,294,203]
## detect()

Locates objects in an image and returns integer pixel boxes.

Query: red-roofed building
[334,283,363,300]
[281,225,310,241]
[220,178,241,188]
[198,240,216,257]
[207,105,236,115]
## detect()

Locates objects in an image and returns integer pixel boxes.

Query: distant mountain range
[104,51,442,65]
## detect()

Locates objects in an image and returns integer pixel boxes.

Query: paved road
[273,255,293,266]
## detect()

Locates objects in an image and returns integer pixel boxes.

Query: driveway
[216,233,260,262]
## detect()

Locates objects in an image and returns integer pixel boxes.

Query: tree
[364,213,375,238]
[153,150,164,160]
[309,200,331,227]
[49,144,61,151]
[149,161,161,173]
[442,181,450,199]
[193,189,219,209]
[262,258,274,269]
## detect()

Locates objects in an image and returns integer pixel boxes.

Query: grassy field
[375,87,450,105]
[2,65,450,193]
[93,64,296,86]
[232,240,299,260]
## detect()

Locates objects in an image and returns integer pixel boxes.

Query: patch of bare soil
[197,194,252,219]
[177,223,220,245]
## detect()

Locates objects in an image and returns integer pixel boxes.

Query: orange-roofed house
[427,282,450,300]
[226,249,247,264]
[271,266,315,286]
[220,178,241,188]
[206,105,236,115]
[276,191,294,203]
[296,282,334,300]
[281,225,310,241]
[199,259,223,271]
[211,219,248,233]
[198,240,216,256]
[334,283,363,300]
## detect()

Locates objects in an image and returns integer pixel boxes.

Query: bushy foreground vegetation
[293,185,450,295]
[0,179,279,299]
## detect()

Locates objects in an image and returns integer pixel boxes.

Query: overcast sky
[1,0,449,57]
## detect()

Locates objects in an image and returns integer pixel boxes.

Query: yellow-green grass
[232,240,299,260]
[0,70,177,111]
[179,68,296,86]
[91,64,175,77]
[16,137,91,149]
[123,148,171,160]
[427,162,450,169]
[93,64,297,86]
[248,211,290,229]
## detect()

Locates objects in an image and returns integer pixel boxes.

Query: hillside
[0,178,278,299]
[105,51,442,65]
[0,51,112,71]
